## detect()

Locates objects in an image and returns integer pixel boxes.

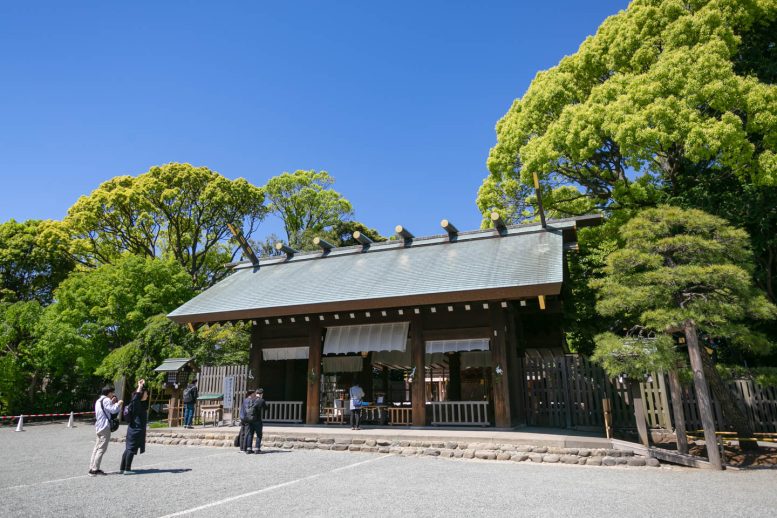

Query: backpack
[183,385,195,403]
[247,398,263,421]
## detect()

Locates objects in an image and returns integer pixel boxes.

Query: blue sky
[0,1,630,239]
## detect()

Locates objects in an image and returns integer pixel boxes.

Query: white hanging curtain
[324,322,410,355]
[322,356,363,373]
[425,338,490,354]
[262,346,309,361]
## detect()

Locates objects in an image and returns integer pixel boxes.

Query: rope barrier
[0,411,95,421]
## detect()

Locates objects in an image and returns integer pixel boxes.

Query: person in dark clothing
[182,378,198,429]
[121,379,149,474]
[245,388,266,454]
[238,392,253,453]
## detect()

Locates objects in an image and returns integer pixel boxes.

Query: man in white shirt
[89,385,123,476]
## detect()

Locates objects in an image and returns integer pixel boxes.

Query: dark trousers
[239,422,249,451]
[351,408,361,429]
[120,449,135,471]
[246,421,263,451]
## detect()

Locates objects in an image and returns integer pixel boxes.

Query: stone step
[108,430,659,467]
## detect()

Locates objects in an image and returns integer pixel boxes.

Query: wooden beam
[410,314,426,426]
[490,306,512,428]
[630,381,652,448]
[227,223,259,265]
[274,242,297,257]
[440,219,458,238]
[538,295,546,310]
[395,225,414,241]
[532,172,547,229]
[306,323,322,424]
[313,236,333,252]
[668,369,689,454]
[490,212,507,234]
[353,231,373,246]
[685,320,723,469]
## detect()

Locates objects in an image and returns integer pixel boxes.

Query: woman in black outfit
[121,379,148,474]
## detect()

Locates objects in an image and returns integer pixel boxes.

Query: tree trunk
[698,340,759,452]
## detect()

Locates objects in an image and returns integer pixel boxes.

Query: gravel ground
[1,423,776,518]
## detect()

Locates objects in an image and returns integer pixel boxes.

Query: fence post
[668,369,689,454]
[559,356,573,428]
[685,321,723,470]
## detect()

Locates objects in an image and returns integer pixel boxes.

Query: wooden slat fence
[197,365,248,425]
[524,353,777,433]
[429,401,490,426]
[264,401,304,423]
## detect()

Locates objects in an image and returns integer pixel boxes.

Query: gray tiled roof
[168,220,578,323]
[153,358,195,372]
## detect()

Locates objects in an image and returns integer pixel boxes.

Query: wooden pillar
[306,323,322,424]
[248,324,262,392]
[448,352,461,401]
[630,381,651,448]
[382,366,390,403]
[490,306,512,428]
[685,320,723,469]
[362,352,373,401]
[668,369,689,454]
[284,360,293,401]
[505,304,525,425]
[410,314,426,426]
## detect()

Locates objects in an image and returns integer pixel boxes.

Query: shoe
[256,450,262,454]
[351,427,355,430]
[123,470,135,475]
[246,450,254,454]
[88,470,97,477]
[356,427,361,430]
[95,470,107,476]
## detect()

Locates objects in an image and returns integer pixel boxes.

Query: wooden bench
[200,404,223,427]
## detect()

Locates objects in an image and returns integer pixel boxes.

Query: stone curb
[109,431,661,468]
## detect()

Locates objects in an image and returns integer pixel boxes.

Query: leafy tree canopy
[592,206,777,358]
[96,316,249,390]
[35,255,194,381]
[63,163,266,289]
[0,219,74,304]
[263,170,353,250]
[479,0,777,223]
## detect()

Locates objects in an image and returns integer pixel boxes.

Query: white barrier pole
[15,415,25,432]
[67,411,75,428]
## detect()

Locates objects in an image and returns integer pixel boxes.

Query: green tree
[64,163,266,289]
[35,255,194,388]
[591,206,777,442]
[263,170,353,250]
[0,300,44,413]
[481,0,777,224]
[0,219,74,304]
[97,316,249,391]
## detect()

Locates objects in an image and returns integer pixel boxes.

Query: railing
[429,401,489,426]
[264,401,304,423]
[387,406,412,426]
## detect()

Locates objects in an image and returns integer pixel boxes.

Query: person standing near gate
[238,390,253,452]
[349,381,365,430]
[245,388,266,454]
[88,385,123,476]
[182,378,198,429]
[120,379,149,474]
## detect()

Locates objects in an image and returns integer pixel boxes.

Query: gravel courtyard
[1,423,776,518]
